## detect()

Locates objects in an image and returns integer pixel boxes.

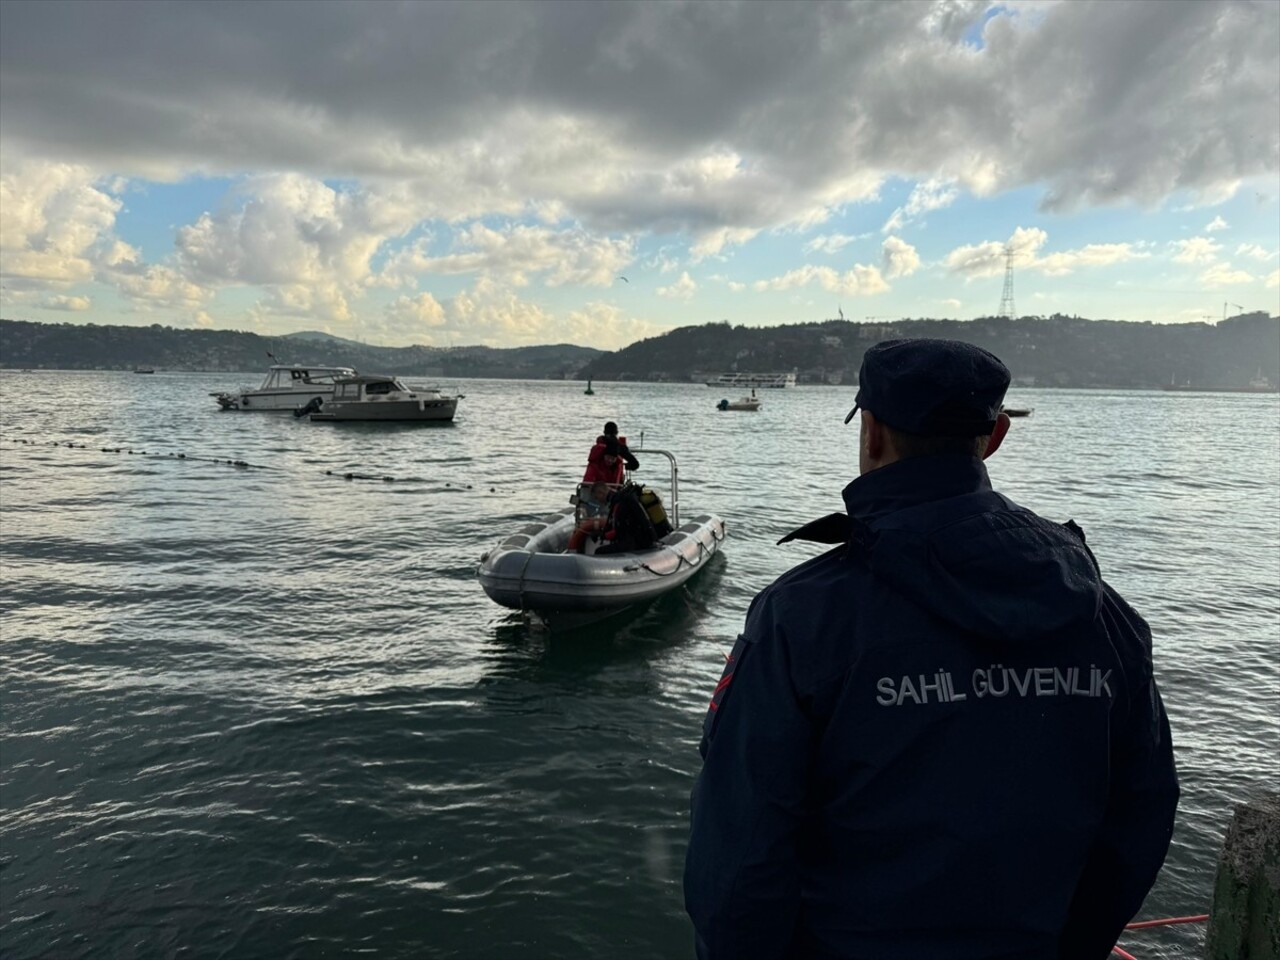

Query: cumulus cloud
[112,263,208,309]
[944,227,1047,278]
[176,173,416,289]
[42,294,91,311]
[385,292,447,334]
[753,264,890,297]
[881,236,920,279]
[883,177,960,234]
[945,227,1146,278]
[1266,269,1279,289]
[1205,215,1229,232]
[1171,236,1222,265]
[1236,243,1276,262]
[657,271,697,300]
[1036,243,1150,276]
[804,234,858,255]
[1199,262,1253,286]
[0,160,121,284]
[394,223,634,288]
[562,301,666,348]
[1,1,1273,239]
[410,277,658,348]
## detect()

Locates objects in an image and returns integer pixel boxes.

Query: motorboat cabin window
[335,383,361,399]
[365,380,394,396]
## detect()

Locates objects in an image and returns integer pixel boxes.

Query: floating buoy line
[2,435,482,490]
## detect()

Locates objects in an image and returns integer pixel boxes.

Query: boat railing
[628,448,679,528]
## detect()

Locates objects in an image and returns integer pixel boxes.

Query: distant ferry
[705,371,797,389]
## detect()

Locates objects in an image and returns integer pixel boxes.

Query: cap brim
[843,402,860,425]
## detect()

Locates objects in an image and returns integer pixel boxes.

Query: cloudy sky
[1,1,1277,348]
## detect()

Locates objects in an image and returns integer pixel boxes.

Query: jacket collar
[842,455,992,525]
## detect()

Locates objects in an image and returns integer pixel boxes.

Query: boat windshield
[260,367,354,389]
[574,482,620,524]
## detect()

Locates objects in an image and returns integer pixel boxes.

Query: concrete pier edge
[1204,792,1279,959]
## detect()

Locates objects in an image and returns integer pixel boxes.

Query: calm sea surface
[1,370,1277,959]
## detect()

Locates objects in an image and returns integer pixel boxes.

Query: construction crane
[1223,302,1245,321]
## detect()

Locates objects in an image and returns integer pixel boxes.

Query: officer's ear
[860,409,888,470]
[981,412,1012,460]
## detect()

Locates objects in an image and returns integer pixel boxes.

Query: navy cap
[843,338,1011,436]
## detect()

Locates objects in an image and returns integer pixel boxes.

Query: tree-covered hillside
[581,313,1280,390]
[0,320,600,380]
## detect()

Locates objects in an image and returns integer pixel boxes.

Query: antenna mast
[997,244,1016,320]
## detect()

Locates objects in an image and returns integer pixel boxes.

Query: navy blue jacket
[684,455,1178,960]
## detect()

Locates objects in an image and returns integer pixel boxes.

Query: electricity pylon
[997,244,1016,320]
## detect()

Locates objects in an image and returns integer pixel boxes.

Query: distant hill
[282,330,368,347]
[0,320,600,380]
[3,313,1278,391]
[580,313,1280,391]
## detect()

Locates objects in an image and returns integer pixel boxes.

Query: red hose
[1124,914,1210,930]
[1112,912,1210,958]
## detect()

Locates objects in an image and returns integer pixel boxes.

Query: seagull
[617,276,629,283]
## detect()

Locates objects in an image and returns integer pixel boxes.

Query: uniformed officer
[684,338,1178,960]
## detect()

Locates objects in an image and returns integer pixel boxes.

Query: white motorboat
[211,364,356,411]
[716,389,761,411]
[477,450,726,623]
[305,374,461,422]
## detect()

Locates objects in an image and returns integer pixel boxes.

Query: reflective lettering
[897,676,921,706]
[1010,668,1033,697]
[972,669,988,698]
[919,673,944,704]
[876,676,897,706]
[1035,667,1055,696]
[877,662,1112,706]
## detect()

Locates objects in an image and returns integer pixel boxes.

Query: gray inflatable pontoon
[476,449,726,615]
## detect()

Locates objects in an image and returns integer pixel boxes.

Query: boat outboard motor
[294,396,324,418]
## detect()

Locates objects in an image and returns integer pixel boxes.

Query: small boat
[717,389,761,411]
[305,374,462,422]
[134,365,156,374]
[1003,407,1034,417]
[477,449,726,624]
[211,363,356,411]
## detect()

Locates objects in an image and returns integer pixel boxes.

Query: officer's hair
[885,426,988,460]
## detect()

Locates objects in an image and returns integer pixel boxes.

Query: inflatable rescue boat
[476,449,726,617]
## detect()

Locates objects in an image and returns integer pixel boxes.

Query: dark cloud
[1,0,1276,234]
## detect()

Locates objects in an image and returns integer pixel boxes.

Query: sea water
[1,371,1277,959]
